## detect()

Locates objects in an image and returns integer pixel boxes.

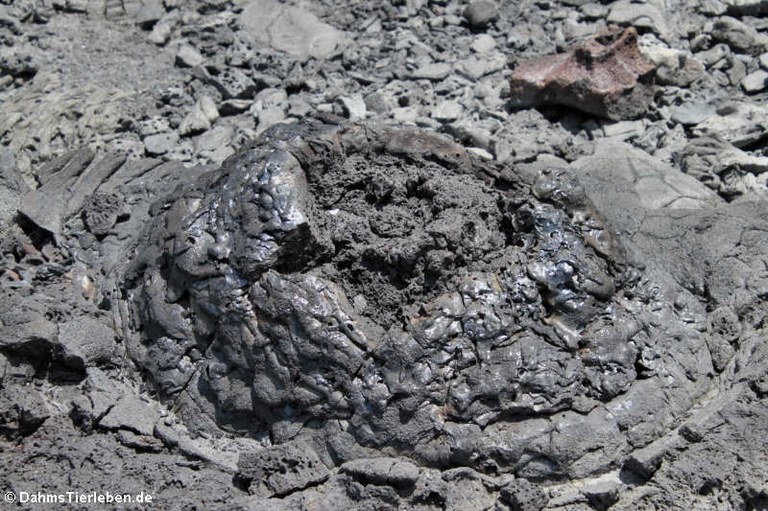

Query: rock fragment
[741,69,768,92]
[760,52,768,69]
[692,102,768,147]
[175,44,203,68]
[0,149,27,228]
[411,62,452,81]
[334,95,364,121]
[82,191,122,236]
[499,478,548,511]
[340,458,420,488]
[238,441,329,497]
[143,131,179,155]
[639,43,705,86]
[195,124,234,153]
[457,52,507,79]
[179,96,219,136]
[431,100,463,122]
[463,0,499,30]
[721,0,768,14]
[710,16,768,54]
[681,136,768,198]
[471,34,497,53]
[58,317,116,369]
[582,480,621,510]
[209,67,257,99]
[98,395,160,436]
[238,0,346,62]
[607,0,668,38]
[667,101,717,126]
[509,26,656,120]
[135,0,164,29]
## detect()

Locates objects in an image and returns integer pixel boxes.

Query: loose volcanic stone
[238,0,347,62]
[509,26,656,120]
[741,69,768,93]
[463,0,500,30]
[176,44,203,68]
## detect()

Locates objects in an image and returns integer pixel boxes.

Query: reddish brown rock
[509,26,656,120]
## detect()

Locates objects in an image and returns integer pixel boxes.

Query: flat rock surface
[238,0,347,62]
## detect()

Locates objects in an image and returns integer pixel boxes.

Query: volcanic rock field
[2,0,768,509]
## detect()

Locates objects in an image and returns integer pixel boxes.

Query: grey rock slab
[135,0,164,29]
[543,408,626,479]
[63,0,88,12]
[116,429,164,452]
[696,42,731,67]
[639,44,705,86]
[253,87,288,111]
[392,105,420,124]
[581,3,609,19]
[175,44,203,68]
[692,102,768,148]
[668,101,717,125]
[80,368,125,421]
[220,99,253,115]
[463,0,499,30]
[760,52,768,69]
[179,107,211,136]
[456,52,507,80]
[582,479,622,510]
[336,94,367,121]
[340,457,420,488]
[209,67,257,99]
[722,0,768,15]
[18,150,126,239]
[288,96,312,117]
[198,95,219,123]
[153,421,240,472]
[179,96,219,136]
[607,0,669,38]
[166,139,194,162]
[254,107,287,135]
[499,478,548,511]
[569,140,719,239]
[238,0,347,62]
[467,147,493,160]
[98,395,160,436]
[195,124,235,153]
[471,34,497,53]
[431,100,463,122]
[0,148,27,228]
[681,136,768,197]
[410,62,452,81]
[0,294,57,351]
[58,316,116,368]
[147,19,172,45]
[239,440,329,497]
[741,69,768,92]
[138,116,171,137]
[710,16,768,54]
[226,37,253,68]
[143,131,179,155]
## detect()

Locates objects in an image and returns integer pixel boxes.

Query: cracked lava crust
[121,121,712,476]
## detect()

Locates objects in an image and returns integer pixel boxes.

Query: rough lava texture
[3,0,768,510]
[125,121,648,469]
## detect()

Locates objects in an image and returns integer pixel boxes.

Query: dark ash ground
[2,0,768,510]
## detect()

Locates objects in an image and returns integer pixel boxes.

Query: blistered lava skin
[125,121,661,475]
